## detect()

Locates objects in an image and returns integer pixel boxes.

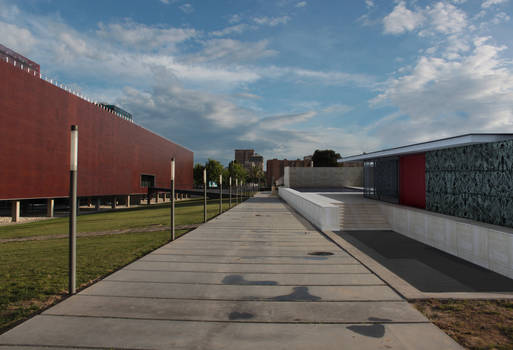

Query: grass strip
[0,198,235,239]
[0,198,245,333]
[413,299,513,350]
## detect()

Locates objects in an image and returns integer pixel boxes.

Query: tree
[222,167,230,187]
[248,164,264,184]
[193,163,205,187]
[228,161,248,183]
[205,159,223,187]
[312,149,341,167]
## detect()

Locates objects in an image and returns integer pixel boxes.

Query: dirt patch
[0,224,200,243]
[413,299,513,350]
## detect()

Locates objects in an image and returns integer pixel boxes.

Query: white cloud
[383,1,425,34]
[189,39,277,63]
[97,21,197,50]
[0,21,36,53]
[210,24,248,37]
[424,2,467,34]
[253,16,291,26]
[482,0,508,8]
[371,37,513,145]
[322,104,353,115]
[179,3,194,14]
[228,14,242,24]
[295,1,307,8]
[365,0,374,8]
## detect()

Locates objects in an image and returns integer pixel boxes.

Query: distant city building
[234,149,264,172]
[0,44,40,73]
[266,158,313,186]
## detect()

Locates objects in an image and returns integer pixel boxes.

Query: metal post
[203,168,207,223]
[219,174,223,215]
[235,178,238,204]
[171,158,175,241]
[69,125,78,295]
[229,177,232,208]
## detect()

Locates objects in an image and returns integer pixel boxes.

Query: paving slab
[139,254,359,265]
[0,193,462,349]
[124,260,368,273]
[0,315,461,350]
[81,280,400,301]
[106,270,381,285]
[45,296,425,323]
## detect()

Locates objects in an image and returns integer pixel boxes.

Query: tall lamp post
[69,125,78,295]
[170,158,175,241]
[229,177,232,208]
[219,174,223,215]
[203,168,207,223]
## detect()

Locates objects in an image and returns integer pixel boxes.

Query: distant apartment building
[266,157,313,186]
[234,149,264,171]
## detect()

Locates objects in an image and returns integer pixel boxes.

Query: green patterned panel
[426,139,513,228]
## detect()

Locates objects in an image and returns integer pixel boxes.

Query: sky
[1,0,513,166]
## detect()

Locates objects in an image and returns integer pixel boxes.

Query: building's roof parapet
[342,133,513,162]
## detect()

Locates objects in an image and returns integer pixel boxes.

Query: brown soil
[0,224,200,243]
[413,299,513,350]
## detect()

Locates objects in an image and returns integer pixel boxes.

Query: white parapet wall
[379,202,513,280]
[283,166,362,188]
[278,187,340,231]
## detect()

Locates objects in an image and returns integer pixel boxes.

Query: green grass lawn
[0,197,244,333]
[0,198,237,239]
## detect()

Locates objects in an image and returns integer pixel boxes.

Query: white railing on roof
[3,56,134,123]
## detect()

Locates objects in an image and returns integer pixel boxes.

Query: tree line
[193,160,265,187]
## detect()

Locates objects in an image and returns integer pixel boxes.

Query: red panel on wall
[399,154,426,208]
[0,61,193,200]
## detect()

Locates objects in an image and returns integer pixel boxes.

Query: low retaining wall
[284,167,362,188]
[278,187,339,231]
[379,202,513,280]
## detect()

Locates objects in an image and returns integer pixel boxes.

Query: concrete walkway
[0,194,461,349]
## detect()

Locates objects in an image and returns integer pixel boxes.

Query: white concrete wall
[379,202,513,279]
[278,187,340,231]
[283,167,362,188]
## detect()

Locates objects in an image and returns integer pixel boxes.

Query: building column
[112,196,117,209]
[47,199,54,217]
[126,195,131,208]
[95,198,101,212]
[11,200,20,222]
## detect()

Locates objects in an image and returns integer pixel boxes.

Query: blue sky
[1,0,512,165]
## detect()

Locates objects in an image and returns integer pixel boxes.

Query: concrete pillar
[126,195,131,208]
[112,196,117,209]
[95,198,101,212]
[180,193,184,200]
[47,199,54,217]
[11,200,20,222]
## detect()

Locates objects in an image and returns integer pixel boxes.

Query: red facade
[0,61,193,200]
[399,154,426,208]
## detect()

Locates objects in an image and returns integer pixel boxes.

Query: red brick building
[0,47,193,218]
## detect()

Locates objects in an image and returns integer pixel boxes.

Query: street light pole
[69,125,78,295]
[170,158,175,241]
[229,177,232,208]
[203,168,207,223]
[219,174,222,215]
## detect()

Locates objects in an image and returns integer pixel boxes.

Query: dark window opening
[141,174,155,188]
